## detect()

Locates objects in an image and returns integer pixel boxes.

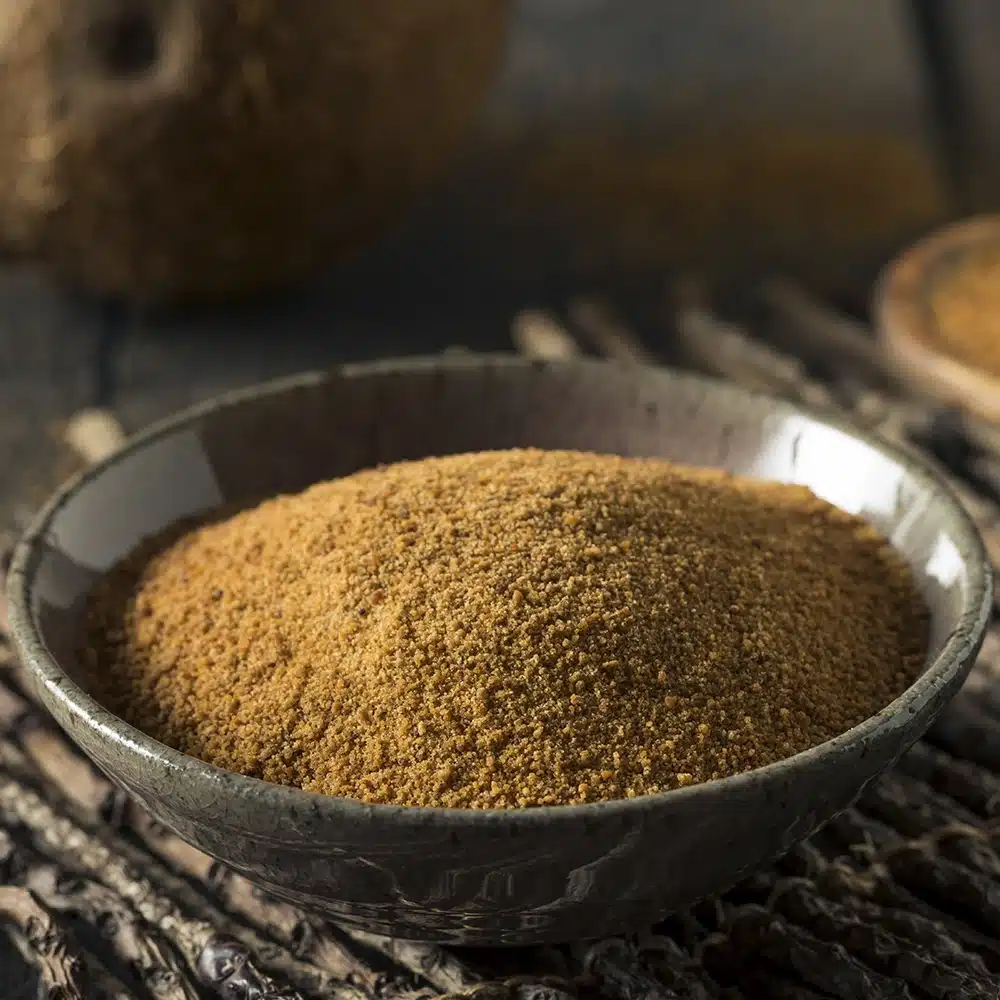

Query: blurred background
[5,0,1000,418]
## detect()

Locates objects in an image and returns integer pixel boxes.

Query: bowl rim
[7,354,993,829]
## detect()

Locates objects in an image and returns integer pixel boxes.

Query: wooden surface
[0,262,519,524]
[9,265,1000,998]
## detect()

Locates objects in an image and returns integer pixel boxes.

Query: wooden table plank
[0,266,105,535]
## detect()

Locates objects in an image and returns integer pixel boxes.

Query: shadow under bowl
[6,355,992,944]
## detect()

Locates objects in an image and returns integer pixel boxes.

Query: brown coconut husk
[0,0,509,304]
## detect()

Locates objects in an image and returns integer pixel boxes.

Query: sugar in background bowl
[7,356,991,945]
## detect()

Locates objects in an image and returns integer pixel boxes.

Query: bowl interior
[23,357,984,713]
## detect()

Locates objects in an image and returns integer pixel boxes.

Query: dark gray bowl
[7,356,992,945]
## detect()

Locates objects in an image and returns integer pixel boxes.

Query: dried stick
[834,849,1000,973]
[510,311,581,362]
[0,735,402,997]
[63,409,127,467]
[631,933,724,1000]
[135,814,389,996]
[0,885,91,1000]
[933,824,1000,882]
[960,632,1000,719]
[756,277,894,387]
[673,299,835,410]
[0,675,125,823]
[930,696,1000,774]
[0,827,198,1000]
[567,299,654,365]
[0,762,310,1000]
[575,938,686,1000]
[348,932,483,996]
[776,844,1000,996]
[858,773,984,840]
[823,807,904,861]
[720,902,911,1000]
[14,715,420,995]
[766,875,996,999]
[879,841,1000,939]
[898,741,1000,818]
[805,861,998,985]
[0,537,11,637]
[699,945,824,1000]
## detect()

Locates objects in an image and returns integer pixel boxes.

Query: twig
[0,763,307,999]
[510,311,581,362]
[0,675,122,822]
[0,885,91,1000]
[756,277,894,386]
[960,631,1000,720]
[721,901,910,1000]
[673,300,835,409]
[798,852,998,985]
[766,875,995,999]
[630,934,721,999]
[21,720,119,820]
[878,840,1000,940]
[63,409,127,467]
[829,851,1000,973]
[0,732,377,997]
[931,695,1000,774]
[136,813,387,995]
[859,772,984,841]
[0,540,11,637]
[0,827,199,1000]
[574,939,683,1000]
[898,741,1000,819]
[567,299,653,365]
[348,933,482,995]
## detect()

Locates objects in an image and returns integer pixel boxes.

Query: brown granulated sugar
[81,449,928,809]
[929,245,1000,378]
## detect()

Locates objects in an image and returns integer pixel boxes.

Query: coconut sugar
[929,245,1000,377]
[81,449,928,809]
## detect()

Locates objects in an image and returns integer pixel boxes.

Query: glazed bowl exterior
[7,356,991,944]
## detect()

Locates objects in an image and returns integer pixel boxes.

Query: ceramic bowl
[875,215,1000,424]
[7,356,991,945]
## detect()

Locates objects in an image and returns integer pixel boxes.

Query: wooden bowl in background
[875,216,1000,425]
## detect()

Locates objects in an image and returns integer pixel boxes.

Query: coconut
[0,0,509,303]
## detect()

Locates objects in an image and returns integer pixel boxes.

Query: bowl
[7,355,991,945]
[875,215,1000,424]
